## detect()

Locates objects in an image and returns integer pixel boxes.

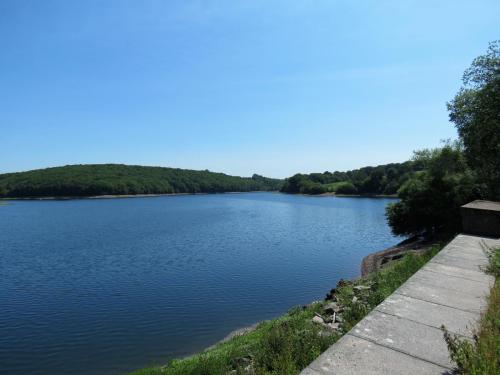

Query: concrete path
[301,234,499,375]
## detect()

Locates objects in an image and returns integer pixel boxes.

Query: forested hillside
[280,161,424,195]
[0,164,283,198]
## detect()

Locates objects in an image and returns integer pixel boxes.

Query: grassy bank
[443,246,500,375]
[132,244,442,375]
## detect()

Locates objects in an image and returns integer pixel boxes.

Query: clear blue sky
[1,1,499,178]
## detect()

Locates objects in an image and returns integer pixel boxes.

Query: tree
[386,143,483,236]
[335,181,357,195]
[386,42,499,237]
[448,41,500,198]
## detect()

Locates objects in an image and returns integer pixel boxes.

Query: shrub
[335,182,358,195]
[386,143,484,236]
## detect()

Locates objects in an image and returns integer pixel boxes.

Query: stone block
[461,200,500,238]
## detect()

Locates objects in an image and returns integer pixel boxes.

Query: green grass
[132,245,442,375]
[333,245,441,331]
[442,246,500,375]
[131,303,337,375]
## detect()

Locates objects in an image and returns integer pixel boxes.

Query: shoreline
[292,192,398,198]
[0,191,275,201]
[0,191,398,201]
[190,236,422,361]
[188,322,264,359]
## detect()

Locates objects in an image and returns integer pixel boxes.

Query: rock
[312,315,325,325]
[231,356,255,374]
[232,355,253,367]
[328,322,340,330]
[322,311,336,323]
[352,296,358,303]
[335,315,343,323]
[323,314,334,324]
[353,285,371,291]
[325,302,341,314]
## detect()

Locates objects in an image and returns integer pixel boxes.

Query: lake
[0,193,400,374]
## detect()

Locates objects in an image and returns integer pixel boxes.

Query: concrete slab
[395,279,488,314]
[301,368,322,375]
[306,334,451,375]
[421,262,493,285]
[462,200,500,211]
[300,233,495,375]
[440,245,487,259]
[451,234,500,250]
[350,310,453,369]
[481,237,500,248]
[375,294,479,337]
[407,269,492,296]
[438,246,489,261]
[431,253,489,273]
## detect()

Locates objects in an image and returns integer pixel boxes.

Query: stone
[353,285,371,291]
[328,322,340,330]
[324,302,341,314]
[312,315,325,325]
[323,314,334,324]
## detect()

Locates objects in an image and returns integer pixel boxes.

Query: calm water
[0,193,399,374]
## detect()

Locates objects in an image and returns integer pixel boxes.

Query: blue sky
[1,1,499,178]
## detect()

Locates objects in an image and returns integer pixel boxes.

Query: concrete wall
[461,200,500,238]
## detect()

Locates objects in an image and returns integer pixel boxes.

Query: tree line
[280,161,424,196]
[0,164,283,198]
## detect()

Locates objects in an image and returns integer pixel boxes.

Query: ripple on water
[0,193,399,375]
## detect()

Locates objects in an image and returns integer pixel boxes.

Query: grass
[131,304,337,375]
[132,245,442,375]
[442,246,500,375]
[333,245,441,331]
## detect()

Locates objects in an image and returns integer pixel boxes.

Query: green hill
[0,164,283,198]
[281,161,424,196]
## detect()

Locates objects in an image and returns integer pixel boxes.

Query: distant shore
[0,191,275,201]
[302,192,398,198]
[0,191,399,201]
